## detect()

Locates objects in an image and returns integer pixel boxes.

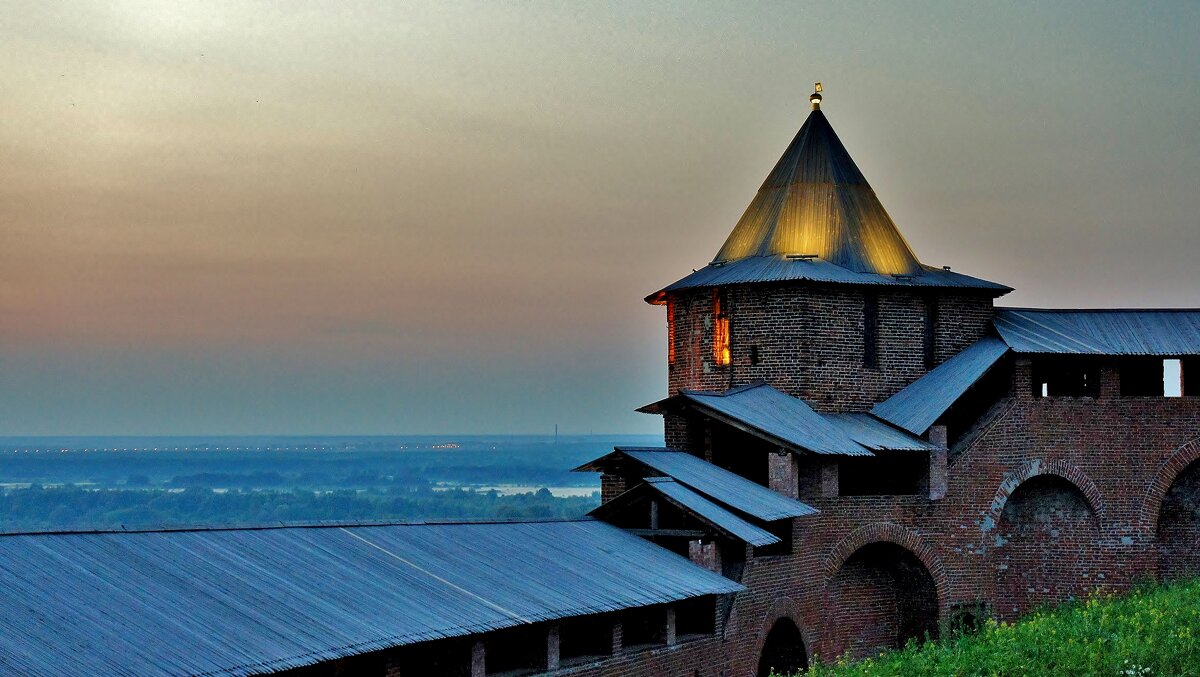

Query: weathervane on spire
[810,82,823,110]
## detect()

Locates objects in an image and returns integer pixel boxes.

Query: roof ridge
[0,517,597,538]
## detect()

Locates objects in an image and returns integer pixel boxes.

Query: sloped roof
[822,413,940,452]
[647,257,1008,302]
[591,477,781,547]
[576,447,818,521]
[871,336,1010,435]
[640,382,870,456]
[647,104,1008,302]
[994,308,1200,355]
[0,520,740,676]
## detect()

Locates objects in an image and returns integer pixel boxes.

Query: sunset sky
[2,1,1198,435]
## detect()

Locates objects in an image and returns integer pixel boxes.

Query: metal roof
[822,413,939,452]
[643,383,871,457]
[993,308,1200,356]
[578,447,818,521]
[871,336,1010,435]
[715,109,922,274]
[591,478,781,547]
[0,520,741,676]
[645,106,1009,303]
[647,257,1010,302]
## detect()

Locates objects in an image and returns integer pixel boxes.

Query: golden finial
[810,82,823,110]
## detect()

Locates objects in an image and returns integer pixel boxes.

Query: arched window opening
[756,617,807,677]
[994,475,1101,619]
[827,542,938,660]
[1157,459,1200,581]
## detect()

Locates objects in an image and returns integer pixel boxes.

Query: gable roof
[994,308,1200,356]
[871,336,1010,435]
[822,413,940,452]
[591,477,781,547]
[0,520,740,676]
[640,383,870,456]
[576,447,818,521]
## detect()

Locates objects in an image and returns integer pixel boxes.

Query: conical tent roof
[714,109,921,275]
[646,98,1010,303]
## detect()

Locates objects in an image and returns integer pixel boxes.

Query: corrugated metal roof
[714,109,922,275]
[822,413,939,452]
[580,447,818,521]
[590,478,780,547]
[0,520,741,676]
[645,106,1010,303]
[993,308,1200,355]
[647,257,1010,302]
[871,336,1010,435]
[644,478,781,547]
[649,383,871,457]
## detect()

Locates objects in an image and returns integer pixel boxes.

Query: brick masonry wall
[665,284,995,412]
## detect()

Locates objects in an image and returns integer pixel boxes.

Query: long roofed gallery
[4,87,1200,675]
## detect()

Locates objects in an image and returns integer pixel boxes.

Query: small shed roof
[640,383,871,457]
[994,308,1200,356]
[823,413,940,452]
[591,478,781,547]
[0,520,741,676]
[871,336,1010,435]
[577,448,818,521]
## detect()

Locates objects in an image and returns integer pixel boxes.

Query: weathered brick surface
[666,284,994,412]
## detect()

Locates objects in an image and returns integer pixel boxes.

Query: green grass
[797,579,1200,676]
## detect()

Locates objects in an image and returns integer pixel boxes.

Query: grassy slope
[800,579,1200,676]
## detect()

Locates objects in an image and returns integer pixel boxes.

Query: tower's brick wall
[666,284,995,411]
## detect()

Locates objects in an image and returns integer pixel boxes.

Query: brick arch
[1138,438,1200,535]
[821,523,947,659]
[982,459,1106,533]
[822,522,948,602]
[752,597,810,674]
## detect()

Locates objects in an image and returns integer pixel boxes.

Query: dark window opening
[838,453,926,496]
[708,424,772,487]
[863,293,879,368]
[1120,358,1166,396]
[675,596,717,639]
[1032,359,1101,398]
[752,520,793,558]
[560,614,614,664]
[750,344,761,366]
[756,618,807,677]
[923,295,939,369]
[381,638,472,677]
[1184,358,1200,396]
[485,625,546,675]
[622,605,668,650]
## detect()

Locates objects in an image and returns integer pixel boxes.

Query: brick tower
[647,86,1010,424]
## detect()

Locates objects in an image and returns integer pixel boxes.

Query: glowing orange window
[713,290,730,366]
[667,299,676,364]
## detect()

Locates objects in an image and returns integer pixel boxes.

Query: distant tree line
[0,485,600,532]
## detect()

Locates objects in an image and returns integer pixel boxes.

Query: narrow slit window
[923,295,938,369]
[713,290,730,366]
[863,293,879,368]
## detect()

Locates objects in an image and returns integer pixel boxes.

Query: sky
[2,1,1198,435]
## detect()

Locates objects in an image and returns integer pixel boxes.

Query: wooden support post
[666,608,677,646]
[612,622,623,655]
